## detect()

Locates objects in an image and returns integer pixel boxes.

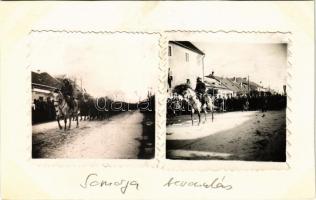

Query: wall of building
[206,87,234,99]
[168,43,203,90]
[31,87,55,101]
[32,90,51,101]
[217,89,234,98]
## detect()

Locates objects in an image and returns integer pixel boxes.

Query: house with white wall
[168,41,205,92]
[204,72,234,98]
[32,71,62,101]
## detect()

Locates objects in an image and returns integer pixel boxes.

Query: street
[32,111,154,159]
[167,110,286,161]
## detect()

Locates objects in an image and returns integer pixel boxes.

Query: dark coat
[61,83,74,97]
[195,81,206,94]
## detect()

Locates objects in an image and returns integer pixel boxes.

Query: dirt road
[33,111,154,159]
[167,110,286,161]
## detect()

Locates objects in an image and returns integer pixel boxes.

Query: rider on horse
[195,77,206,104]
[61,78,74,109]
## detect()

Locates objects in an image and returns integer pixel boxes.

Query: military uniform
[61,81,74,109]
[195,79,206,104]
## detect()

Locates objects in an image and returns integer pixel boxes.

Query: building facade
[168,41,205,92]
[204,73,234,98]
[31,71,62,101]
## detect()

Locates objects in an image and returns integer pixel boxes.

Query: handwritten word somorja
[80,173,139,194]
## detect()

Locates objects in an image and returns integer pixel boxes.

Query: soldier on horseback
[195,77,206,104]
[61,78,74,109]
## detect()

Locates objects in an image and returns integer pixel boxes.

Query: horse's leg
[68,115,72,130]
[76,114,79,128]
[211,109,214,122]
[57,116,62,130]
[197,111,201,126]
[64,117,67,131]
[191,111,194,126]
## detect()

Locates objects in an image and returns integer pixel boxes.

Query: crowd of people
[32,78,156,124]
[32,97,56,124]
[214,93,287,112]
[167,92,286,117]
[32,94,156,124]
[167,77,287,117]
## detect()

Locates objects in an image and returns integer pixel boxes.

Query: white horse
[53,91,79,131]
[182,88,214,125]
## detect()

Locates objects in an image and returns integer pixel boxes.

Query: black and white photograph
[31,32,158,159]
[166,41,287,162]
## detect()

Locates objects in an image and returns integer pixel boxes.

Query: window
[168,46,172,56]
[185,52,189,62]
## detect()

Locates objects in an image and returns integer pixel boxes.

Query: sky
[194,43,287,93]
[30,33,159,102]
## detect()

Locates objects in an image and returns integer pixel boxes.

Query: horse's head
[182,88,196,100]
[182,89,190,100]
[51,90,63,105]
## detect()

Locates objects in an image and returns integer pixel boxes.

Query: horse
[53,91,79,131]
[182,88,214,125]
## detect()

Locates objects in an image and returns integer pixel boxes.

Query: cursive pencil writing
[163,176,232,190]
[80,173,139,194]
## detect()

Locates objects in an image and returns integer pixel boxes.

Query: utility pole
[202,55,205,81]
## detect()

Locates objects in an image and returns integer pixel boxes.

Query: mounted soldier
[195,77,206,104]
[60,78,74,109]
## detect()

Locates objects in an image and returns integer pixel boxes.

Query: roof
[204,76,230,90]
[229,77,261,91]
[216,77,242,93]
[32,71,62,89]
[205,74,249,93]
[169,41,205,55]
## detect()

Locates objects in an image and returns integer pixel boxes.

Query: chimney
[233,77,236,82]
[211,70,214,76]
